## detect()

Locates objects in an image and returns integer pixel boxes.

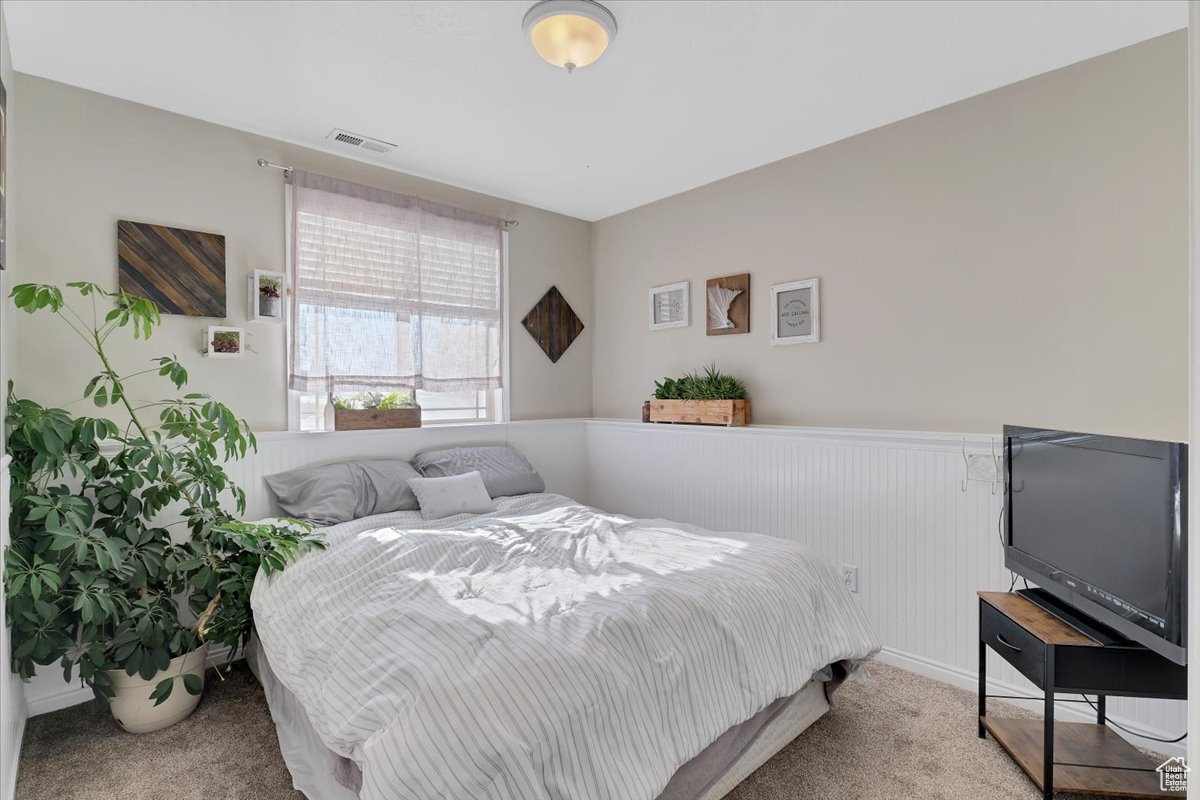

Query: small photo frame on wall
[770,279,820,345]
[649,281,690,330]
[249,269,286,322]
[202,325,245,358]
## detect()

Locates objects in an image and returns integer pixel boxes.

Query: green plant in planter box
[3,282,324,706]
[332,391,418,410]
[653,363,747,401]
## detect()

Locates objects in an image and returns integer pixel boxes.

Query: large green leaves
[5,282,323,704]
[3,550,62,602]
[148,673,203,707]
[11,284,64,314]
[182,673,203,696]
[149,677,175,706]
[155,356,188,390]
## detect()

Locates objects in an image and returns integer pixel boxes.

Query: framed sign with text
[770,278,820,345]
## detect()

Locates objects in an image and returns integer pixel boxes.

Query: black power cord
[1078,695,1187,744]
[996,493,1022,592]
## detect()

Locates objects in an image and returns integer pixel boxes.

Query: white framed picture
[202,325,245,358]
[649,281,690,330]
[248,269,285,323]
[770,278,820,345]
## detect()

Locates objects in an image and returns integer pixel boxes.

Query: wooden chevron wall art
[521,285,584,364]
[117,220,226,316]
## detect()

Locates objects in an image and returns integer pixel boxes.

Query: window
[287,172,505,430]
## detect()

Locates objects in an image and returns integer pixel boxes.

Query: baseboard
[25,644,238,717]
[875,646,1186,759]
[25,679,92,718]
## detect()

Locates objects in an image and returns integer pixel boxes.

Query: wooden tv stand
[978,590,1187,799]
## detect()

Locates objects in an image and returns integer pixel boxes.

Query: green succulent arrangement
[653,364,748,401]
[4,282,324,706]
[332,391,418,410]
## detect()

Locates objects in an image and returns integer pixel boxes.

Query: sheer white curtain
[288,171,503,397]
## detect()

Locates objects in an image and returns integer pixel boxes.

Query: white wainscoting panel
[586,420,1187,756]
[15,419,1188,761]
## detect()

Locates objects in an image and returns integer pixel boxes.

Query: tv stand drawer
[981,602,1045,686]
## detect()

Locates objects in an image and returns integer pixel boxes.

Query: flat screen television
[1003,425,1187,665]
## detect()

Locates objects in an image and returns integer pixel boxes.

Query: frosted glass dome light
[523,0,618,73]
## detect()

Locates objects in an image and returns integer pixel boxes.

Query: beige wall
[591,32,1189,441]
[11,75,592,431]
[11,32,1189,440]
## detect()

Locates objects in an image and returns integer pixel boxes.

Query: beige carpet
[16,660,1155,800]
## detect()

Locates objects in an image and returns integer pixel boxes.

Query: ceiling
[3,0,1188,221]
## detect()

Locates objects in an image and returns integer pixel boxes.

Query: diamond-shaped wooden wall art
[522,286,584,364]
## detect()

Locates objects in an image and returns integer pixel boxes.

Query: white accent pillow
[407,471,496,520]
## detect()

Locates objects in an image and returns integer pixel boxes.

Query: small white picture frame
[202,325,245,358]
[770,279,820,345]
[649,281,690,330]
[248,269,286,323]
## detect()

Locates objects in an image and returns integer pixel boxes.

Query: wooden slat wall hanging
[521,286,584,364]
[117,220,226,316]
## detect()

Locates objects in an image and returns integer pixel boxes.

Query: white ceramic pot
[259,294,281,317]
[105,643,208,733]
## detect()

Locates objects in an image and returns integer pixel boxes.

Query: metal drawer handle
[995,633,1023,653]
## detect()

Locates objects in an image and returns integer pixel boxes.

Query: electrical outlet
[840,565,859,593]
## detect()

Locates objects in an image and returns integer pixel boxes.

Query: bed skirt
[246,635,839,800]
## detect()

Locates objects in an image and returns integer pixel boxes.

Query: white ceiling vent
[325,128,396,156]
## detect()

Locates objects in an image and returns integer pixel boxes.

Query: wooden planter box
[333,406,421,431]
[648,399,750,427]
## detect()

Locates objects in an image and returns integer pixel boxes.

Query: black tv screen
[1004,426,1186,665]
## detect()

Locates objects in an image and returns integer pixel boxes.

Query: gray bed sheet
[248,634,849,800]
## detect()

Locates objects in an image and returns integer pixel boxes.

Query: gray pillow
[264,459,421,525]
[407,471,496,520]
[412,445,545,498]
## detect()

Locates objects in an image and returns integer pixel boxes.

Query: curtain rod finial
[257,158,294,175]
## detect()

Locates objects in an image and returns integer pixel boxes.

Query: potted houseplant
[4,282,323,733]
[332,391,421,430]
[258,276,282,318]
[209,328,242,355]
[649,364,751,427]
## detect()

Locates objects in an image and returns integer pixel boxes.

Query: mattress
[250,493,880,800]
[246,636,836,800]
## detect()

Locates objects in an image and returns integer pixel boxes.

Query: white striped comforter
[251,494,880,800]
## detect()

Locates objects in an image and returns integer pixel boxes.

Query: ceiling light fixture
[522,0,617,73]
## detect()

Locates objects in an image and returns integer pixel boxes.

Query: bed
[249,492,881,800]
